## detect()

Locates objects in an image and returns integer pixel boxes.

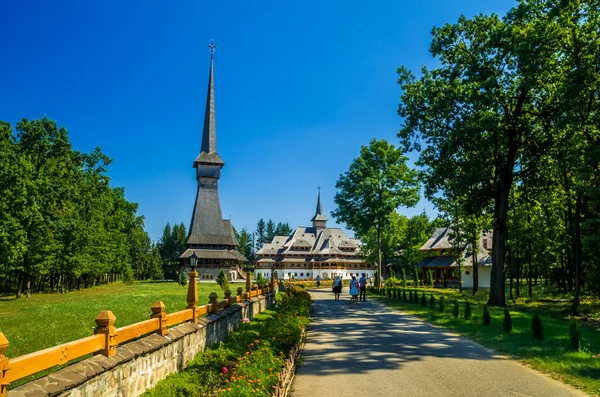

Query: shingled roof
[180,50,246,262]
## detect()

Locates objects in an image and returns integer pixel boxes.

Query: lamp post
[187,253,199,321]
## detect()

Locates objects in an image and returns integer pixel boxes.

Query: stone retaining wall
[9,293,275,397]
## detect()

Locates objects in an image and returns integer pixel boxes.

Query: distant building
[254,192,375,281]
[178,44,247,280]
[416,227,493,288]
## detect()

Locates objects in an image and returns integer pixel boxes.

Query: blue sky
[0,0,516,242]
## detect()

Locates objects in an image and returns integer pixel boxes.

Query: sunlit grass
[372,288,600,396]
[0,281,242,358]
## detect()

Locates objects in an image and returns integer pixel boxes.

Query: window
[466,271,470,275]
[294,273,298,276]
[300,273,304,276]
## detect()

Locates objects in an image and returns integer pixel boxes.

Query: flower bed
[143,286,311,397]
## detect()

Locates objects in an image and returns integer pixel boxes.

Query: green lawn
[371,287,600,396]
[0,281,242,358]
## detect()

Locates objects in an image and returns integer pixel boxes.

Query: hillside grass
[0,281,243,358]
[371,286,600,396]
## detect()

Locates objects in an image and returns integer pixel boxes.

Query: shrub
[216,270,230,291]
[482,304,491,325]
[503,308,512,332]
[439,296,445,313]
[532,314,544,340]
[387,288,392,298]
[123,265,135,285]
[179,271,188,287]
[402,290,407,301]
[464,301,472,320]
[393,289,397,299]
[428,269,434,288]
[453,300,459,318]
[569,320,580,351]
[409,290,413,302]
[421,292,427,306]
[414,290,420,304]
[402,269,407,287]
[429,294,436,309]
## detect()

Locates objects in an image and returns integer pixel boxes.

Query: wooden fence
[0,270,277,397]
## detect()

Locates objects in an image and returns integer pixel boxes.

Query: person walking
[315,275,321,287]
[332,276,342,300]
[349,276,359,305]
[359,273,367,302]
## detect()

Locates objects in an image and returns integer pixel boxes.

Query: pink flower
[222,366,229,374]
[598,353,600,358]
[242,318,250,323]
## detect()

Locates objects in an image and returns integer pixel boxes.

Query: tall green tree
[332,139,420,288]
[397,5,558,306]
[255,218,267,250]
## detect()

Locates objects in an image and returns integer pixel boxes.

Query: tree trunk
[527,238,533,299]
[377,226,382,290]
[570,191,583,314]
[16,271,24,299]
[473,235,479,295]
[489,180,511,307]
[508,243,513,300]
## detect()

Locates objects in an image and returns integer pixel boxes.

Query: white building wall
[462,266,491,288]
[254,269,376,281]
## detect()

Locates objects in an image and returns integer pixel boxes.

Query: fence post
[224,290,232,308]
[208,292,218,313]
[94,311,117,357]
[151,301,167,336]
[0,332,9,397]
[237,287,243,302]
[187,269,199,323]
[245,271,251,293]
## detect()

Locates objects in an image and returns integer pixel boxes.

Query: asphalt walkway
[290,289,586,397]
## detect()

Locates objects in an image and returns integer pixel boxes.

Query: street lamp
[189,252,198,270]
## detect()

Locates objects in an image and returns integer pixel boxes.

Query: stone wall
[9,293,274,397]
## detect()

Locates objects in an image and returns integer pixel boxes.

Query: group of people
[320,274,366,304]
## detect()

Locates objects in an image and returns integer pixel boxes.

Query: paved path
[291,289,586,397]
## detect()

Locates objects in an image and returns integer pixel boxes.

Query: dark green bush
[409,290,413,302]
[482,304,491,325]
[421,292,427,306]
[439,296,445,313]
[393,289,397,299]
[569,320,580,351]
[503,308,512,332]
[429,294,435,309]
[453,300,459,318]
[414,290,420,303]
[464,301,472,320]
[402,290,407,301]
[532,314,544,340]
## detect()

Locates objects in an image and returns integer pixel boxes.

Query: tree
[398,5,559,306]
[255,219,267,250]
[236,227,255,261]
[274,222,292,237]
[333,139,420,288]
[266,220,276,242]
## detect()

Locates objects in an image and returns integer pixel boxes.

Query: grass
[371,286,600,396]
[0,281,243,358]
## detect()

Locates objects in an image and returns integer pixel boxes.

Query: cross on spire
[208,40,218,58]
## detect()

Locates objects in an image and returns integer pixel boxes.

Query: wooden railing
[0,272,278,397]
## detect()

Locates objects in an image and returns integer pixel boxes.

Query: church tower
[181,41,247,277]
[311,190,328,231]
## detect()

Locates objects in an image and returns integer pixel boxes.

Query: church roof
[419,227,453,251]
[193,54,223,167]
[311,191,328,222]
[255,226,363,258]
[180,248,246,261]
[416,230,493,268]
[182,46,246,262]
